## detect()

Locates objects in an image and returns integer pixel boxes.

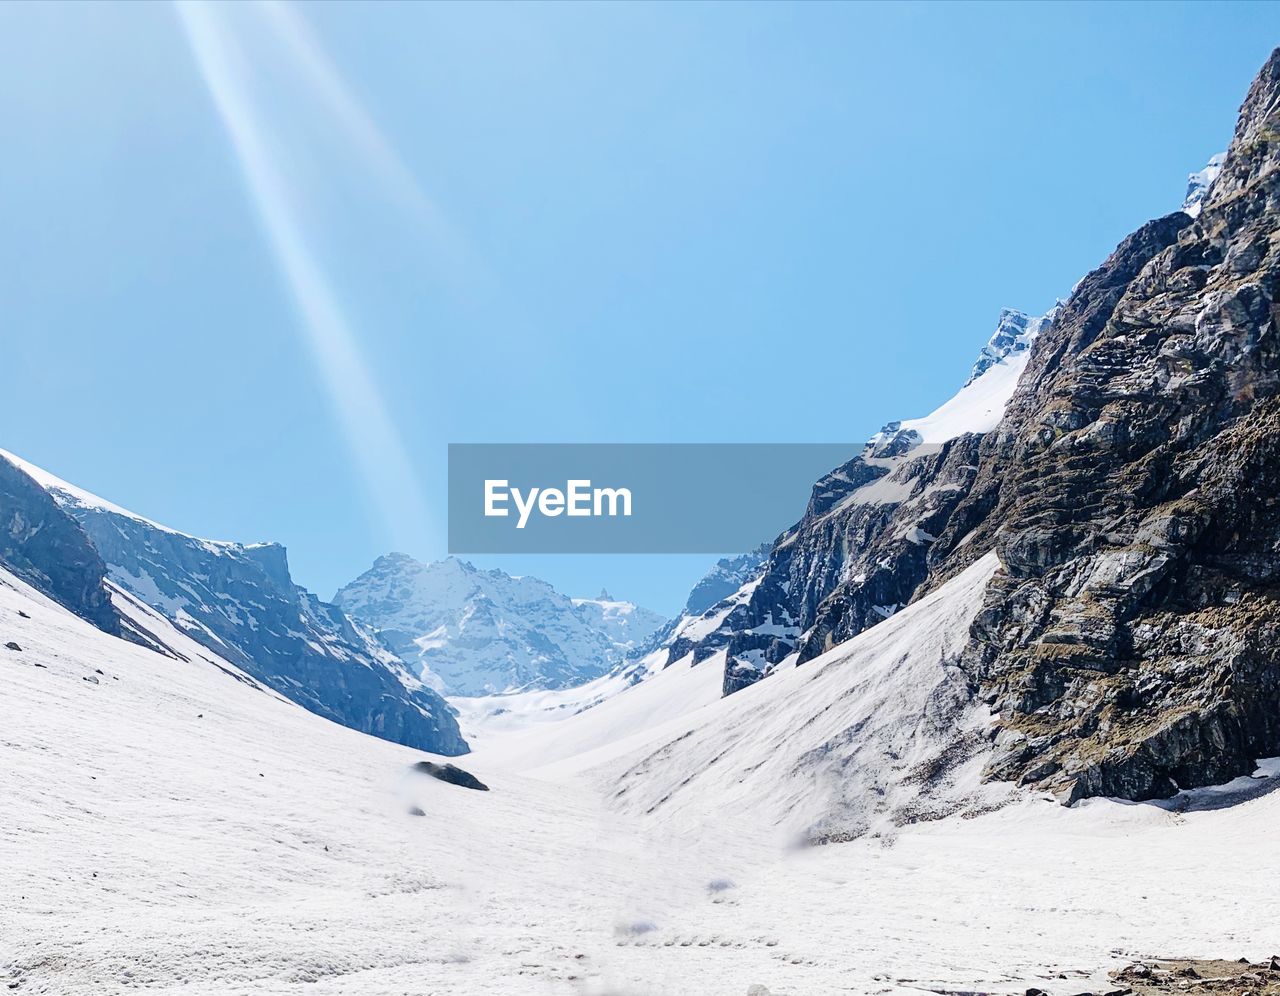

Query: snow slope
[868,305,1061,449]
[456,648,727,769]
[0,565,729,995]
[580,556,1012,840]
[3,558,1279,995]
[901,345,1035,441]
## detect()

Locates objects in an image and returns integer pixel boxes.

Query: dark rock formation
[0,455,120,634]
[924,49,1280,802]
[1111,957,1280,995]
[412,760,489,791]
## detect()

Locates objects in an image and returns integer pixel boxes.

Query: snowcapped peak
[363,553,485,586]
[964,303,1062,387]
[335,552,666,695]
[1183,152,1226,218]
[597,587,613,601]
[372,551,417,568]
[865,302,1062,457]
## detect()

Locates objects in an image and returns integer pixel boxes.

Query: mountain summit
[334,555,664,696]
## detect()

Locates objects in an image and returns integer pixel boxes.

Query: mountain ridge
[334,553,665,696]
[0,449,467,756]
[649,48,1280,806]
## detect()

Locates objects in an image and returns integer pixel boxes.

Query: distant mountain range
[0,448,668,743]
[334,554,665,696]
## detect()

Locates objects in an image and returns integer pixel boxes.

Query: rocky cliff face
[663,51,1280,807]
[921,49,1280,803]
[631,545,770,675]
[0,452,120,634]
[4,453,466,756]
[334,555,665,696]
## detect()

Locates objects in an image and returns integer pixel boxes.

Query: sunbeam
[174,0,433,550]
[256,0,436,220]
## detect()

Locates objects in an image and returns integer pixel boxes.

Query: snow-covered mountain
[571,588,666,652]
[865,301,1062,456]
[333,554,665,696]
[0,450,466,756]
[655,140,1239,718]
[680,545,771,617]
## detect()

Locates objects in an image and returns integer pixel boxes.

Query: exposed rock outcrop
[927,49,1280,802]
[412,760,489,791]
[681,545,771,617]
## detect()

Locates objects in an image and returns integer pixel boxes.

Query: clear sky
[2,2,1276,614]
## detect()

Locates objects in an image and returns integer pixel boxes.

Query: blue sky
[2,2,1276,614]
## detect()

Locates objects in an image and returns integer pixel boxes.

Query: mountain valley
[5,44,1280,996]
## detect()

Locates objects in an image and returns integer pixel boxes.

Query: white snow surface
[457,648,728,773]
[1183,152,1226,218]
[544,555,1011,839]
[4,557,1279,996]
[570,596,665,654]
[893,344,1035,443]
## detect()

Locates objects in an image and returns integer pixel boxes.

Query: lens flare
[174,0,432,549]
